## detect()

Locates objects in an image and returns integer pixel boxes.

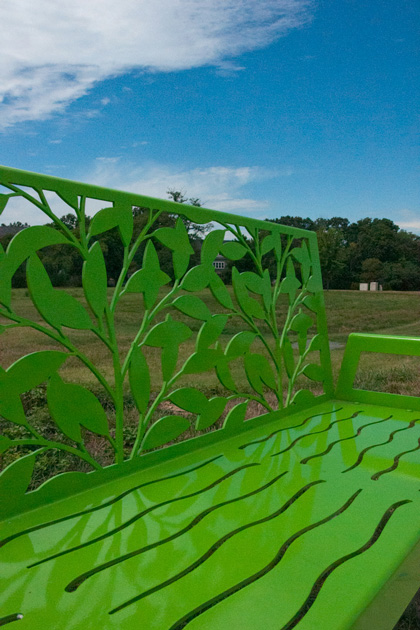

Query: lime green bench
[0,166,419,629]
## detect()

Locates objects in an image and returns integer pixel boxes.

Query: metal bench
[0,166,419,629]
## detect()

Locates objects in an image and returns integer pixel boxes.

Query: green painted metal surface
[0,166,419,629]
[1,401,420,629]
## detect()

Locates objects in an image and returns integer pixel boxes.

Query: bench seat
[2,400,420,630]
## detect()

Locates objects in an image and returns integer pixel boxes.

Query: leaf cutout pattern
[196,315,228,351]
[196,397,227,430]
[302,363,325,382]
[125,241,170,309]
[201,230,225,265]
[154,217,194,278]
[0,452,37,513]
[244,353,277,394]
[27,255,92,329]
[47,375,110,442]
[6,351,68,393]
[209,272,234,309]
[172,295,211,321]
[142,415,190,450]
[232,267,265,319]
[82,242,108,317]
[0,166,332,480]
[89,203,133,246]
[129,347,150,415]
[221,241,247,260]
[181,264,211,292]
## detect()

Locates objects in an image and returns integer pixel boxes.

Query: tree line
[1,201,419,291]
[269,216,420,290]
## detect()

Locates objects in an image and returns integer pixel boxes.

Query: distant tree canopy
[267,216,420,290]
[1,209,419,291]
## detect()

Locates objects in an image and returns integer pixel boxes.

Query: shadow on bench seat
[0,167,419,629]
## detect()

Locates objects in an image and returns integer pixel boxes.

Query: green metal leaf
[6,350,68,393]
[220,241,247,260]
[283,337,295,378]
[290,388,316,406]
[201,230,225,265]
[242,270,272,311]
[242,271,264,294]
[182,349,220,374]
[125,241,170,309]
[154,217,190,250]
[89,204,133,246]
[279,257,301,301]
[5,226,69,275]
[82,242,108,317]
[161,344,179,382]
[290,311,314,334]
[47,375,109,442]
[154,217,194,278]
[196,397,227,431]
[0,193,10,213]
[232,267,265,319]
[216,360,237,391]
[0,384,27,425]
[302,363,325,382]
[244,353,277,394]
[261,234,275,256]
[173,251,192,279]
[209,273,234,309]
[143,315,192,347]
[196,314,228,351]
[225,331,256,359]
[307,275,319,292]
[172,295,211,321]
[129,347,150,415]
[27,255,92,330]
[169,388,208,413]
[0,435,12,453]
[307,334,324,353]
[223,401,247,431]
[292,242,311,283]
[142,415,190,450]
[181,264,212,292]
[0,451,36,509]
[303,293,321,313]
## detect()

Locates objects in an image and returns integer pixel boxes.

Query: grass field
[2,287,420,395]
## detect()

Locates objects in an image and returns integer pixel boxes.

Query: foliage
[267,216,420,290]
[0,171,330,485]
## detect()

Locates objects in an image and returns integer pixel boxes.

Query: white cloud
[395,209,420,234]
[0,0,313,127]
[88,159,280,215]
[0,159,283,224]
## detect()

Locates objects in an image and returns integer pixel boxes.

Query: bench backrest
[0,166,333,516]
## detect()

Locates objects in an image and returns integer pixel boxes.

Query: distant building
[359,281,383,291]
[212,253,226,273]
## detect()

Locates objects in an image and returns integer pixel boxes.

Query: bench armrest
[335,333,420,410]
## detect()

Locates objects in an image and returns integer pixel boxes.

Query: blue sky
[1,0,419,230]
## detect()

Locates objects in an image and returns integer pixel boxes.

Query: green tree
[360,258,383,284]
[317,228,346,290]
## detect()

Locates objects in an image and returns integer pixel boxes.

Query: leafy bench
[0,166,419,630]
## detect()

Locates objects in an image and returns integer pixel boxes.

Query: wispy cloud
[395,209,420,234]
[88,159,281,215]
[0,159,284,224]
[0,0,313,128]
